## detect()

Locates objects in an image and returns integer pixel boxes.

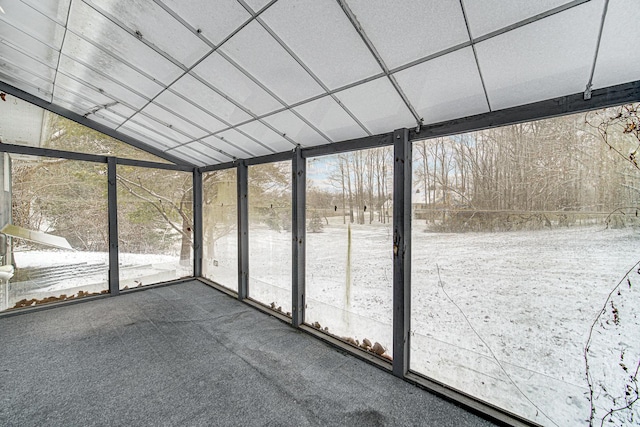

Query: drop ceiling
[0,0,638,166]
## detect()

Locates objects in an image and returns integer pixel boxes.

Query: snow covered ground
[5,221,639,425]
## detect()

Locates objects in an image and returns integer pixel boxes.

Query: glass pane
[475,0,602,110]
[89,0,210,68]
[306,149,394,360]
[215,129,273,157]
[592,0,640,89]
[202,135,254,160]
[192,52,282,117]
[346,0,469,69]
[393,47,489,125]
[220,21,324,105]
[463,0,570,39]
[411,105,640,426]
[334,78,415,134]
[61,33,165,99]
[67,1,183,85]
[153,90,227,135]
[261,110,329,147]
[2,156,108,312]
[248,161,292,314]
[160,0,250,46]
[261,0,380,90]
[170,74,252,126]
[117,166,193,289]
[202,169,238,291]
[293,96,367,143]
[236,121,295,153]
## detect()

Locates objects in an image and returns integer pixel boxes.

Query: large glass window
[117,166,193,289]
[202,169,238,291]
[248,161,291,314]
[411,105,640,426]
[1,154,108,312]
[306,148,393,360]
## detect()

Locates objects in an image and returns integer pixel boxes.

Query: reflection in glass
[117,166,193,289]
[202,169,238,291]
[410,107,640,426]
[2,155,108,312]
[248,161,291,314]
[306,148,393,360]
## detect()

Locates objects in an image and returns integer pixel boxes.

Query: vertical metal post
[291,148,306,327]
[107,157,120,295]
[392,128,411,377]
[237,161,249,300]
[193,167,203,277]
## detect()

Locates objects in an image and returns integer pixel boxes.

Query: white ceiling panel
[261,0,381,90]
[20,0,71,26]
[261,110,329,147]
[160,0,250,46]
[127,113,192,144]
[216,129,273,157]
[0,0,66,50]
[0,24,60,68]
[394,47,489,125]
[592,0,640,89]
[67,1,183,85]
[138,103,208,140]
[173,143,228,164]
[0,69,53,101]
[202,135,254,159]
[476,0,603,110]
[345,0,469,69]
[241,0,272,13]
[334,78,415,134]
[236,120,296,153]
[183,140,234,163]
[166,146,209,166]
[57,56,150,109]
[54,73,114,106]
[293,96,367,142]
[118,121,177,151]
[87,0,210,68]
[192,52,282,117]
[220,20,324,105]
[463,0,573,39]
[169,74,252,126]
[154,90,227,134]
[0,48,56,84]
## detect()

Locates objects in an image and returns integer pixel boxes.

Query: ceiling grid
[0,0,638,166]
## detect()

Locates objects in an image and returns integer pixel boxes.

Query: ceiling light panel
[86,0,210,68]
[57,55,151,109]
[293,96,367,142]
[192,52,282,116]
[169,74,252,126]
[67,0,183,85]
[334,77,415,134]
[0,0,66,50]
[202,135,253,159]
[153,90,228,134]
[260,110,328,147]
[476,0,603,110]
[462,0,573,39]
[592,0,640,89]
[345,0,469,70]
[215,129,273,157]
[260,0,381,90]
[393,47,489,125]
[159,0,251,46]
[219,20,324,105]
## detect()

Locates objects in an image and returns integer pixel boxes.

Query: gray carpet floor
[0,280,497,426]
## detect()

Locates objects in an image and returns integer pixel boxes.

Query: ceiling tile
[261,110,328,147]
[202,135,254,159]
[0,0,66,50]
[236,120,296,153]
[215,129,273,157]
[334,78,415,134]
[476,0,603,110]
[293,96,367,142]
[220,20,324,105]
[139,103,208,140]
[0,23,60,68]
[127,112,192,144]
[154,90,227,134]
[394,47,489,125]
[20,0,71,26]
[346,0,469,69]
[260,0,381,90]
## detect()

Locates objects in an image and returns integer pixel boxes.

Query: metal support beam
[107,157,119,295]
[392,128,411,378]
[193,168,203,277]
[291,147,306,327]
[237,161,249,299]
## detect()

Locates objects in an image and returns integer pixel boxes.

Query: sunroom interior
[1,0,640,426]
